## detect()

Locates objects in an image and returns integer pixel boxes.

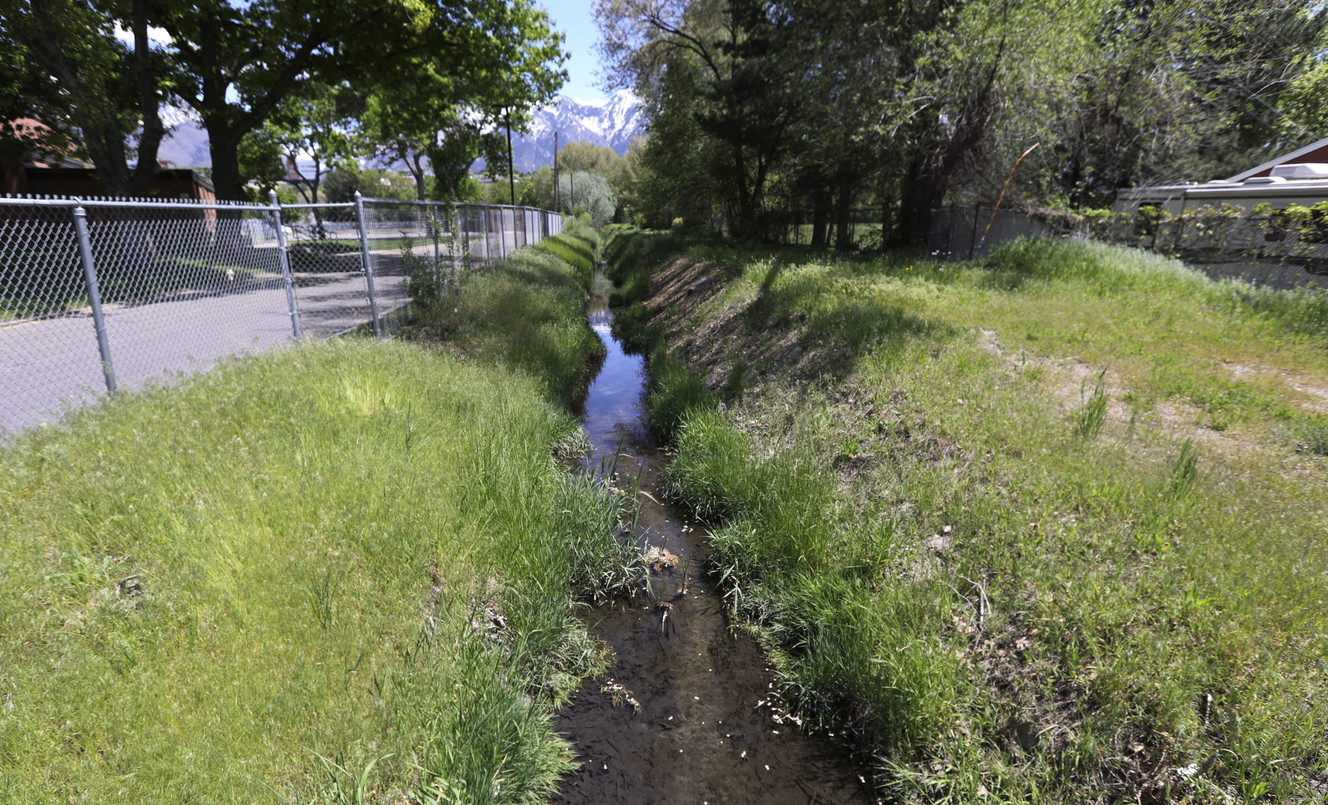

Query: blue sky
[542,0,609,101]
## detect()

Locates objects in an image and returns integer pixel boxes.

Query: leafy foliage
[558,171,617,225]
[360,0,566,202]
[3,0,568,201]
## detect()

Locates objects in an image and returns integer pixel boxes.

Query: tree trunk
[24,0,163,198]
[834,179,853,251]
[207,124,246,201]
[899,156,947,248]
[410,152,426,201]
[127,0,164,196]
[811,186,829,248]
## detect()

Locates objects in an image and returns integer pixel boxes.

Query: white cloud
[112,22,172,48]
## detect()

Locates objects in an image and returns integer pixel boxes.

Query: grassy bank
[408,228,605,410]
[0,229,636,803]
[606,229,1328,803]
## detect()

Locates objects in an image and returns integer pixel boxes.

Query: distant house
[2,118,215,201]
[2,117,89,192]
[3,164,216,202]
[1116,137,1328,214]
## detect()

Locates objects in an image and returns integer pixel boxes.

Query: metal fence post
[429,204,442,299]
[462,205,472,273]
[449,205,460,292]
[966,205,979,259]
[354,192,383,338]
[480,206,490,263]
[269,190,303,339]
[944,204,955,257]
[486,207,493,262]
[72,203,117,394]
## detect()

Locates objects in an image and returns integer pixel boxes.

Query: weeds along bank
[603,227,1328,802]
[0,228,638,803]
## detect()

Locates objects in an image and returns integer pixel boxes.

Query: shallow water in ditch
[554,273,878,804]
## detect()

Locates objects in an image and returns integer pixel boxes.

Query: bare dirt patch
[976,329,1265,461]
[1222,361,1328,415]
[649,257,855,394]
[646,256,726,316]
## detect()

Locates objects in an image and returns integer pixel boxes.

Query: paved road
[0,216,548,437]
[1,267,408,435]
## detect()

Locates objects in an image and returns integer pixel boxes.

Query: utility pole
[553,130,559,211]
[506,110,515,206]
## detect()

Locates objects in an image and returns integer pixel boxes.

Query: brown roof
[1226,136,1328,182]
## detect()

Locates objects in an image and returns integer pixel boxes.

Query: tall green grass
[609,232,1328,802]
[410,231,607,409]
[0,237,635,802]
[533,227,601,289]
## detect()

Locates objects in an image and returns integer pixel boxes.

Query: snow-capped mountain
[152,91,646,173]
[155,104,210,169]
[510,90,645,171]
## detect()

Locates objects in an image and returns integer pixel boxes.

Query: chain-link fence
[773,207,887,250]
[927,205,1065,259]
[1,193,565,434]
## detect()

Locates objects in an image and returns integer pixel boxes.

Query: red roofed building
[2,118,214,201]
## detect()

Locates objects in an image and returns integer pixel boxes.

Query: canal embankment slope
[603,228,1328,803]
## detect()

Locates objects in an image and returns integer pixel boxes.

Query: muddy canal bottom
[555,276,877,804]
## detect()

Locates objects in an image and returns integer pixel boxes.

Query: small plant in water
[601,679,641,712]
[678,551,694,596]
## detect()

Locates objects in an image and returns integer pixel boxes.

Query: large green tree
[558,170,617,224]
[159,0,444,200]
[258,81,361,207]
[604,0,1325,246]
[1044,0,1325,207]
[598,0,797,238]
[5,0,565,200]
[619,59,721,229]
[361,0,566,202]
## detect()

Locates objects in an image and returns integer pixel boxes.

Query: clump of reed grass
[1073,369,1109,439]
[644,345,717,441]
[410,240,606,408]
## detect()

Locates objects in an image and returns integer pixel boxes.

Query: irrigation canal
[553,271,878,804]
